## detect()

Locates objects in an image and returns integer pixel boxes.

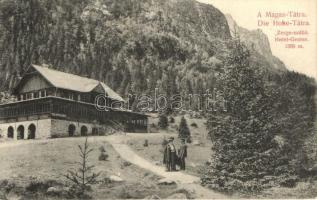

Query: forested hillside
[0,0,285,103]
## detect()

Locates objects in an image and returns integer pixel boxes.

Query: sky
[197,0,317,79]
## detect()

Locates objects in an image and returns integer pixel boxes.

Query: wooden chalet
[0,65,148,140]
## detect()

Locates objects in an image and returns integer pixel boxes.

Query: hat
[168,137,174,141]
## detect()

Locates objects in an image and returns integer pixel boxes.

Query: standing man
[163,137,177,171]
[178,138,187,170]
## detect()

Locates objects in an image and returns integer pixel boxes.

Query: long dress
[178,144,187,170]
[163,143,177,171]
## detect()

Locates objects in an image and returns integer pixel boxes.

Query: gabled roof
[16,64,124,102]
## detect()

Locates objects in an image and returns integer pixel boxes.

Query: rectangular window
[69,93,74,100]
[26,93,32,99]
[40,90,47,98]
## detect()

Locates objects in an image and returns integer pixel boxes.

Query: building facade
[0,65,148,140]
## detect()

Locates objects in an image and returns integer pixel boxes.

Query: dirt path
[105,134,227,199]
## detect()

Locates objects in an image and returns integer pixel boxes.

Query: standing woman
[163,137,177,171]
[178,138,187,170]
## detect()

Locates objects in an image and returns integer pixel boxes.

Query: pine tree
[202,38,296,194]
[64,138,100,195]
[178,116,190,139]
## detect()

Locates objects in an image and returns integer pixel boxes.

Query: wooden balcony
[0,97,148,131]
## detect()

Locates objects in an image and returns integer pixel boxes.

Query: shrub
[190,122,198,128]
[99,152,109,161]
[169,116,175,123]
[26,179,59,193]
[143,139,149,147]
[68,184,92,199]
[122,161,132,167]
[0,179,16,193]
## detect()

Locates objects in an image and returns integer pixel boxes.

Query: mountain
[225,14,287,71]
[0,0,287,101]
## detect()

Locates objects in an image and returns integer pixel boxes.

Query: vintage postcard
[0,0,316,199]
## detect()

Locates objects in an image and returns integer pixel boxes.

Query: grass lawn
[0,137,179,199]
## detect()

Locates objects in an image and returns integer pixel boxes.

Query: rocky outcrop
[225,14,287,71]
[164,0,231,40]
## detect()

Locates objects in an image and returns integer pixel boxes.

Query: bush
[68,184,92,199]
[169,117,175,123]
[143,139,149,147]
[0,179,16,193]
[121,161,132,168]
[98,145,108,161]
[26,179,59,193]
[190,122,198,128]
[99,152,109,161]
[279,175,298,188]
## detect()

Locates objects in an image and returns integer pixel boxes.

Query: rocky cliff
[225,14,287,71]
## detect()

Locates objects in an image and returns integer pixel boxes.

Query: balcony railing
[0,97,148,130]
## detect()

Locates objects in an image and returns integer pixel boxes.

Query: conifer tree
[202,38,296,193]
[178,116,190,139]
[64,138,100,196]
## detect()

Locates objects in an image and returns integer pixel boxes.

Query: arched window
[68,124,76,137]
[17,125,24,140]
[81,126,88,136]
[7,126,14,139]
[27,124,36,139]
